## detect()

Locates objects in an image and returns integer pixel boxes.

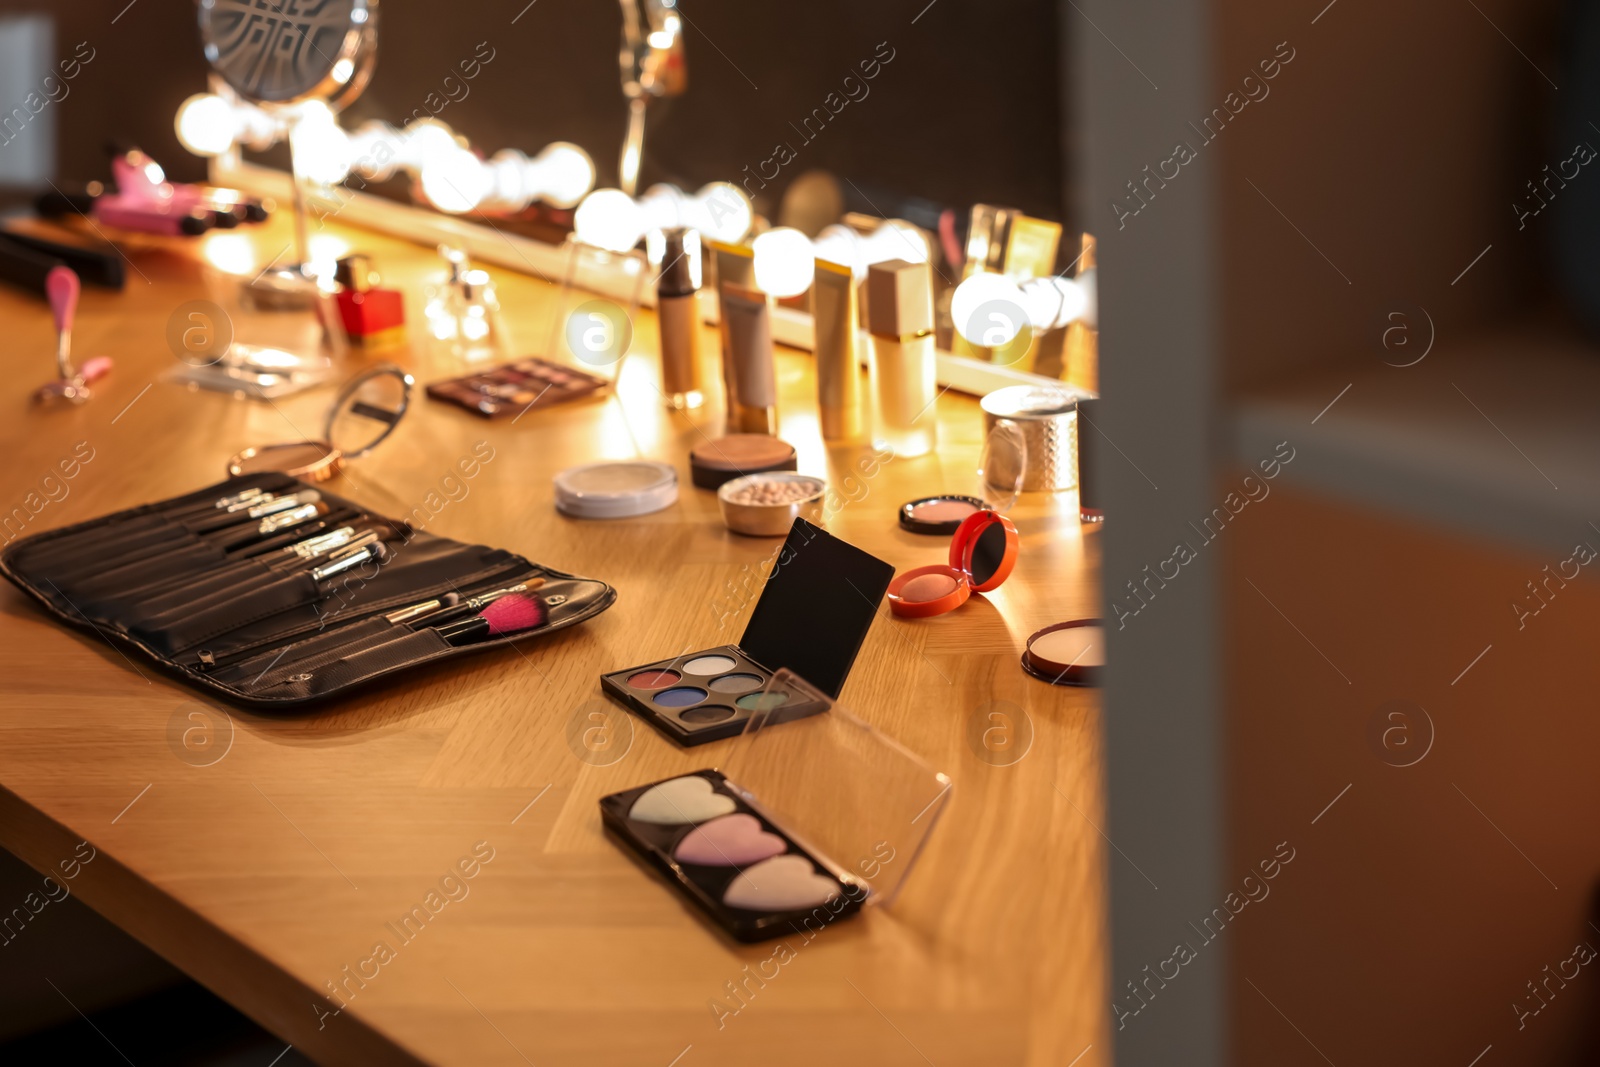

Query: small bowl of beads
[716,472,826,536]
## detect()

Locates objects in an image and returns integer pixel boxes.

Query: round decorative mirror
[197,0,378,109]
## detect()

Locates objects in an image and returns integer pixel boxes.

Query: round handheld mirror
[226,363,412,481]
[197,0,379,108]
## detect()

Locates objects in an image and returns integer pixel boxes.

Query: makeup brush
[432,593,547,646]
[415,580,545,625]
[193,489,321,533]
[385,592,461,624]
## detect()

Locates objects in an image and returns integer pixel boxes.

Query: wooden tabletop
[0,211,1106,1066]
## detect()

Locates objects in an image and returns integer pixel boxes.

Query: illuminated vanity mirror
[190,0,1084,394]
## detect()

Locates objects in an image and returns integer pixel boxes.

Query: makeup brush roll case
[0,472,616,709]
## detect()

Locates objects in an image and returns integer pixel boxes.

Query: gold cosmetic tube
[810,259,863,441]
[866,259,937,458]
[720,283,778,435]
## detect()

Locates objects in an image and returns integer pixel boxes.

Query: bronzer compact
[601,518,893,745]
[600,670,952,941]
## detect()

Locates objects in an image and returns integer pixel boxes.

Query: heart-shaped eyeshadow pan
[628,775,738,825]
[723,854,841,911]
[674,814,787,867]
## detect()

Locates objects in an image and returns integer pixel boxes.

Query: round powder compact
[1022,620,1104,686]
[554,461,678,519]
[898,495,987,536]
[689,434,798,489]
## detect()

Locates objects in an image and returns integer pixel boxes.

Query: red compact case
[887,510,1019,618]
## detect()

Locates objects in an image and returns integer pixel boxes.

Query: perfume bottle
[656,227,704,409]
[334,254,406,349]
[424,246,507,363]
[866,259,937,457]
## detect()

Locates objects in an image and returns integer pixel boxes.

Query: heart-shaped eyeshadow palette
[628,775,738,825]
[723,854,841,911]
[674,814,787,867]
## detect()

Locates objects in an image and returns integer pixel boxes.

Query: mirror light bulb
[752,227,815,298]
[574,188,648,252]
[420,149,490,214]
[534,142,595,208]
[289,104,351,186]
[693,182,753,243]
[811,223,866,280]
[1074,269,1098,329]
[952,272,1028,347]
[863,219,929,265]
[639,183,687,232]
[175,93,237,157]
[1018,276,1088,332]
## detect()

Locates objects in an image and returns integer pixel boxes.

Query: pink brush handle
[46,266,78,334]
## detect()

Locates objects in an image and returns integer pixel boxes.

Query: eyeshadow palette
[600,518,894,745]
[601,669,953,944]
[425,356,608,418]
[604,644,828,744]
[601,769,864,942]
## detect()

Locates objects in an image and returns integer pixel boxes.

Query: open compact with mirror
[226,363,413,482]
[600,669,952,942]
[601,518,893,745]
[889,420,1024,617]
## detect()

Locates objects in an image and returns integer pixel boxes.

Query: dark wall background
[0,0,1070,231]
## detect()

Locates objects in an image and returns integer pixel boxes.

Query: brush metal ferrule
[257,503,319,534]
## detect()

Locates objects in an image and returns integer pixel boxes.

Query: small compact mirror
[226,363,412,481]
[967,520,1011,588]
[978,420,1026,512]
[325,362,411,458]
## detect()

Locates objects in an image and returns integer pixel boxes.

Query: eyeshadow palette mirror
[600,518,894,746]
[600,670,953,942]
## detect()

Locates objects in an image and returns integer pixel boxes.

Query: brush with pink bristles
[432,593,547,646]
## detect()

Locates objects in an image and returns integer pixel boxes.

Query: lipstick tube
[866,259,938,457]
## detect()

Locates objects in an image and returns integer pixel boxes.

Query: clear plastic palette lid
[719,669,952,908]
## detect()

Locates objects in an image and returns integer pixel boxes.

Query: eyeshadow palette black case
[600,518,894,746]
[600,769,865,943]
[600,670,953,944]
[0,472,615,709]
